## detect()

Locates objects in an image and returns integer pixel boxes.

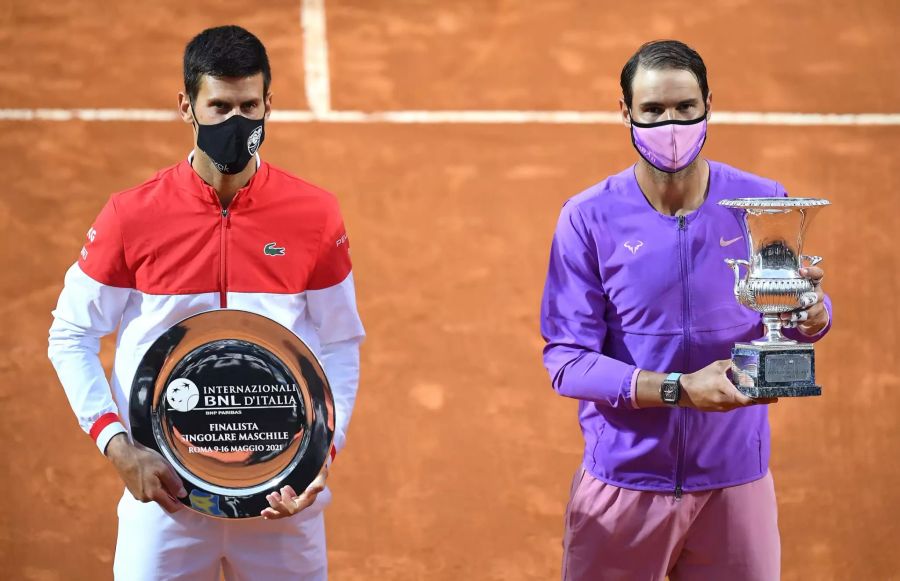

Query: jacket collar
[175,151,269,210]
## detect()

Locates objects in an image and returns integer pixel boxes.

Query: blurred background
[1,1,898,579]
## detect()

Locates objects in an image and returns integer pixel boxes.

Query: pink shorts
[563,467,780,581]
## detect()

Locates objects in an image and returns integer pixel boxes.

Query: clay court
[1,0,899,579]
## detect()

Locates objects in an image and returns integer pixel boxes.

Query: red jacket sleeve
[78,198,134,288]
[307,200,352,290]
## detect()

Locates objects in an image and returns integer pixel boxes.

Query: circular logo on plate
[166,378,200,412]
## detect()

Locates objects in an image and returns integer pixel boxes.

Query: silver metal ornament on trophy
[718,197,830,398]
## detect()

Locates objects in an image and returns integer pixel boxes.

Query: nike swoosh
[720,236,743,247]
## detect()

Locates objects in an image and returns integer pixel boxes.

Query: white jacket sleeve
[306,272,365,456]
[48,263,130,454]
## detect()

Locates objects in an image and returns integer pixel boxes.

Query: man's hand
[780,266,829,336]
[261,464,328,520]
[680,360,778,412]
[105,434,187,513]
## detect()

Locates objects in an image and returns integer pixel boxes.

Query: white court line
[301,0,331,116]
[5,0,897,126]
[0,109,180,121]
[1,108,899,125]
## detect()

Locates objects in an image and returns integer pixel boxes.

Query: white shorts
[113,487,331,581]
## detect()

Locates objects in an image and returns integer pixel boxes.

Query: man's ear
[264,92,273,121]
[619,98,631,128]
[705,92,713,120]
[177,92,194,125]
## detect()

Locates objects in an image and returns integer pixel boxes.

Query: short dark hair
[620,40,709,108]
[183,26,271,104]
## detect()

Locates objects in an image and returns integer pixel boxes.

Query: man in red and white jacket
[47,26,364,580]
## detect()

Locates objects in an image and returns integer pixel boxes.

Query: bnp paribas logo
[263,242,285,256]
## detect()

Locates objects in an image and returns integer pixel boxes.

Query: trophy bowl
[719,197,830,398]
[129,309,335,518]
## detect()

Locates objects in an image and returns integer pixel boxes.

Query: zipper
[201,180,246,310]
[219,208,229,308]
[674,214,690,499]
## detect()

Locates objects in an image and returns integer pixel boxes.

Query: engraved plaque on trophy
[129,310,334,518]
[719,197,830,398]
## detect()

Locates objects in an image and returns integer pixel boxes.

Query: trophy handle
[724,258,751,300]
[801,255,823,267]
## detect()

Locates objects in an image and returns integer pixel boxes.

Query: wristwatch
[660,372,683,406]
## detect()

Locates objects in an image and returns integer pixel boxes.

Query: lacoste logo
[720,235,744,247]
[263,242,285,256]
[624,240,644,255]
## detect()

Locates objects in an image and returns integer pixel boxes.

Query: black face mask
[193,107,265,175]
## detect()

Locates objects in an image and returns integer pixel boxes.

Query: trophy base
[731,342,821,398]
[738,384,822,398]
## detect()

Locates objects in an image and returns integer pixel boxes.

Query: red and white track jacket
[48,157,365,459]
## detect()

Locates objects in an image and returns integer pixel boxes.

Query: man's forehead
[632,66,702,101]
[197,73,265,99]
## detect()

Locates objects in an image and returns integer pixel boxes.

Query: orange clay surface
[1,1,898,579]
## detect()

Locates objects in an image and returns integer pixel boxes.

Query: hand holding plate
[106,433,187,513]
[261,464,328,519]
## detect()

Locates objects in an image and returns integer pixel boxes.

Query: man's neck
[635,157,710,217]
[190,150,257,209]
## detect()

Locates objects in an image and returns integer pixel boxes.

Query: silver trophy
[719,197,830,398]
[130,310,335,518]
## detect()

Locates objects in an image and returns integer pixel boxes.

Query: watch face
[662,382,678,402]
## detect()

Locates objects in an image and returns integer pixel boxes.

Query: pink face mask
[629,112,708,173]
